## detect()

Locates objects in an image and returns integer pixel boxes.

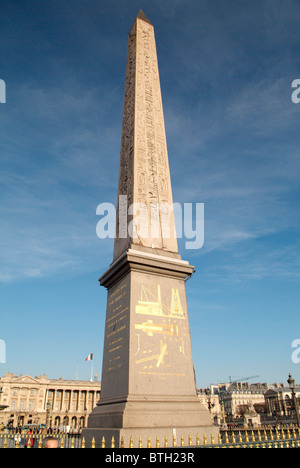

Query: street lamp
[287,373,300,426]
[46,401,51,429]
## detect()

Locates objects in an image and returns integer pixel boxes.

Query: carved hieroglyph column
[113,10,177,260]
[84,11,215,447]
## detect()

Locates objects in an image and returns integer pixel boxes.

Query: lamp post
[46,401,51,429]
[287,373,300,426]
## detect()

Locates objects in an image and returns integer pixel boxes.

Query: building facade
[264,384,300,418]
[0,372,101,430]
[220,382,267,419]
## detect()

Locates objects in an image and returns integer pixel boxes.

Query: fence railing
[1,425,300,448]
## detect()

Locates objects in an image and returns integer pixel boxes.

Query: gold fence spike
[188,434,192,446]
[3,435,8,449]
[238,431,242,443]
[173,434,177,447]
[196,433,200,446]
[203,434,207,445]
[26,436,31,449]
[218,433,222,444]
[180,435,184,447]
[231,432,236,443]
[164,435,168,447]
[120,437,124,448]
[91,437,95,448]
[156,436,160,448]
[60,437,64,448]
[211,434,215,445]
[129,436,133,448]
[111,436,115,448]
[101,436,105,448]
[245,431,249,443]
[138,436,142,448]
[147,436,151,448]
[81,437,85,448]
[225,431,229,444]
[70,437,75,448]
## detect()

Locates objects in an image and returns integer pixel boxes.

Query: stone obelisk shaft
[114,11,178,261]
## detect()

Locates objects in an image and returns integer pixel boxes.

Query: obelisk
[84,11,215,447]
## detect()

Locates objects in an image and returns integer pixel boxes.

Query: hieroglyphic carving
[114,22,136,260]
[113,15,177,261]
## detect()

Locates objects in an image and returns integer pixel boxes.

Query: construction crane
[229,375,260,384]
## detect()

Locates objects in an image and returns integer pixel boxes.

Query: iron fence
[1,425,299,448]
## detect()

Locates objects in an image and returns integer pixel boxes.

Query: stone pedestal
[83,249,216,447]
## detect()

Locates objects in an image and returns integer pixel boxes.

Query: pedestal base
[82,396,217,448]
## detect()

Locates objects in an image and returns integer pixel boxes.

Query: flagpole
[90,359,93,382]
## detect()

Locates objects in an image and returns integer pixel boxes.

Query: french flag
[85,353,93,361]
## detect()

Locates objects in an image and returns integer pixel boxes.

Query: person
[41,436,59,448]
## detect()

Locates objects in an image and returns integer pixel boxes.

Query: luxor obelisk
[84,11,215,447]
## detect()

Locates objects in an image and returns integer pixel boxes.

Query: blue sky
[1,0,300,388]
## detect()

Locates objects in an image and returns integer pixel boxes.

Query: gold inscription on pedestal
[135,285,184,319]
[134,283,187,378]
[105,281,128,372]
